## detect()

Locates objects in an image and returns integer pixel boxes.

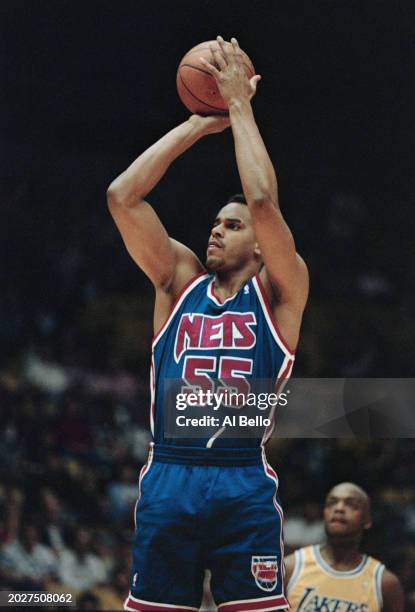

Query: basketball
[176,40,255,115]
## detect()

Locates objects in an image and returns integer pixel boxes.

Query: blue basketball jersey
[126,273,293,609]
[150,272,294,450]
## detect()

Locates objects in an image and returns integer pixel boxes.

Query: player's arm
[107,115,229,295]
[202,37,308,345]
[381,569,404,612]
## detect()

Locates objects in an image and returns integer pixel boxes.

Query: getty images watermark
[175,388,289,429]
[163,379,289,439]
[163,378,415,439]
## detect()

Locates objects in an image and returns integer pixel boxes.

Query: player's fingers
[250,74,262,94]
[216,35,230,63]
[209,43,227,71]
[230,37,240,52]
[230,37,244,67]
[200,56,220,77]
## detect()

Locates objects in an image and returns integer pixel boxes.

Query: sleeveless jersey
[150,272,294,450]
[287,545,385,612]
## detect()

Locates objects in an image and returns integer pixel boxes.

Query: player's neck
[214,266,258,299]
[320,541,363,570]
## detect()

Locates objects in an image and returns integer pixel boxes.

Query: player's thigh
[208,466,288,608]
[129,462,205,606]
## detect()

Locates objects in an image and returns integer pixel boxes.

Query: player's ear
[254,242,261,257]
[363,515,372,530]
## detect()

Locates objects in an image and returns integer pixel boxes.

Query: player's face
[206,202,259,271]
[324,484,371,539]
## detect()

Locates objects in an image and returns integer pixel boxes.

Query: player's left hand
[200,36,261,106]
[188,113,231,135]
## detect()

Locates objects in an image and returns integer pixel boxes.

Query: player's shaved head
[325,482,371,526]
[328,482,370,511]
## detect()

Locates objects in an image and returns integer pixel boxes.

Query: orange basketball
[176,40,255,115]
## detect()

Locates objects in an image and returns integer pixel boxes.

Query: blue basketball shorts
[124,444,289,612]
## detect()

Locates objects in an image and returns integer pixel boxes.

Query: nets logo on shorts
[251,556,278,592]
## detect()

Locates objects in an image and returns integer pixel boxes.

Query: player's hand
[188,113,231,135]
[200,36,261,106]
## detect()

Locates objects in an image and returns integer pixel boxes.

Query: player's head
[324,482,372,543]
[206,194,261,272]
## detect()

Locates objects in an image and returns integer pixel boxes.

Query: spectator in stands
[0,524,57,588]
[57,527,108,591]
[107,462,139,526]
[284,499,325,552]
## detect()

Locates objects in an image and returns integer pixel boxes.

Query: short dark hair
[226,193,247,205]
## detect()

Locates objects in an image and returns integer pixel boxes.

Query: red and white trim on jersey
[261,448,287,587]
[207,277,239,306]
[261,353,294,445]
[286,548,304,595]
[252,275,295,358]
[217,593,289,611]
[149,354,155,436]
[133,443,154,530]
[150,272,209,437]
[124,593,198,611]
[152,273,209,349]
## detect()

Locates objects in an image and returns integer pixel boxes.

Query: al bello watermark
[163,378,415,439]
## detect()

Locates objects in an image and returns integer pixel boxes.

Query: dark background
[2,0,415,377]
[1,1,415,609]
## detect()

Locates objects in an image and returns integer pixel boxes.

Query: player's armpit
[250,198,309,308]
[381,569,404,612]
[108,195,201,291]
[153,239,205,336]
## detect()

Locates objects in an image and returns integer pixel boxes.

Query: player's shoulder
[284,546,311,582]
[284,551,296,575]
[284,546,313,590]
[363,558,404,612]
[169,238,206,297]
[381,567,403,595]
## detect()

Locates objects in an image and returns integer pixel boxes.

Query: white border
[218,592,289,611]
[260,449,287,599]
[313,545,368,577]
[375,562,385,610]
[133,442,154,530]
[251,276,294,358]
[152,273,210,349]
[286,548,304,595]
[261,354,294,444]
[207,277,239,305]
[125,592,197,611]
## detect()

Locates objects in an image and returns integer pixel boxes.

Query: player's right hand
[188,113,231,135]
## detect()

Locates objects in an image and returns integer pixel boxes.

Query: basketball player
[107,36,308,611]
[285,482,404,611]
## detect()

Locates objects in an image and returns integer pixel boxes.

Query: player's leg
[124,460,205,611]
[207,462,289,611]
[199,570,217,611]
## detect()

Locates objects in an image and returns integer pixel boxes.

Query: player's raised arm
[201,37,309,313]
[107,115,229,293]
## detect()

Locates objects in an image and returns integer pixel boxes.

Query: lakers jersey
[150,271,294,449]
[287,545,385,611]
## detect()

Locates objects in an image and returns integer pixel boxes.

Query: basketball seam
[184,44,255,72]
[180,57,254,76]
[177,73,226,112]
[179,63,213,78]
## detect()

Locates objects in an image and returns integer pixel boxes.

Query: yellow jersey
[287,545,385,612]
